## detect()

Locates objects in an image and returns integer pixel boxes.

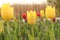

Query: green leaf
[24,28,34,40]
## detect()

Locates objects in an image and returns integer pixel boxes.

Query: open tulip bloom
[27,10,37,25]
[1,4,14,20]
[45,5,56,20]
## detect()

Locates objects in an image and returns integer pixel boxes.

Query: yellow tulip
[40,10,44,17]
[0,8,1,16]
[45,5,56,19]
[1,4,14,20]
[33,11,37,19]
[27,10,37,25]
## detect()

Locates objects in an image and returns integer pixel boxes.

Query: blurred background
[0,0,60,17]
[0,0,60,40]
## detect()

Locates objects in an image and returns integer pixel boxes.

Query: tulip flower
[45,5,56,19]
[1,4,14,20]
[37,12,40,17]
[0,8,1,16]
[45,5,56,40]
[52,18,56,22]
[22,13,26,19]
[40,10,44,18]
[27,10,37,25]
[22,13,27,21]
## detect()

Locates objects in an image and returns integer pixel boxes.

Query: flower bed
[0,3,60,40]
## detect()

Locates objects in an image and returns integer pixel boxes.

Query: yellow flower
[27,10,37,25]
[45,5,56,19]
[33,11,37,19]
[40,10,44,17]
[1,4,14,20]
[0,8,1,16]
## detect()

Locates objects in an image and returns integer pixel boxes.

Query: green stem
[14,20,18,40]
[14,20,17,33]
[0,20,3,40]
[0,34,2,40]
[5,21,11,40]
[35,24,40,40]
[45,21,48,40]
[31,25,34,40]
[49,21,56,40]
[7,21,10,34]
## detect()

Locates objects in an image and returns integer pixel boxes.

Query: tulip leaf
[24,28,34,40]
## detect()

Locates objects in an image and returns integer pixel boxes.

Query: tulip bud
[37,12,40,17]
[22,13,26,19]
[52,18,56,22]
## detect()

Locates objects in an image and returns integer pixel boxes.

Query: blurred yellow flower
[33,11,37,19]
[27,10,37,25]
[40,10,44,17]
[1,4,14,20]
[0,8,1,16]
[45,5,56,19]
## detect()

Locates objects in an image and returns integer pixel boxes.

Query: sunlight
[0,0,47,7]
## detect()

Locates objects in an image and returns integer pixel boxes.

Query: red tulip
[37,12,40,17]
[52,18,56,22]
[25,17,27,21]
[22,13,27,19]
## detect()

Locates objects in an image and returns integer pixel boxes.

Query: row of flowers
[22,5,56,25]
[0,4,55,21]
[0,3,59,40]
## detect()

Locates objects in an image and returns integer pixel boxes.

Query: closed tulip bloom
[45,5,56,19]
[22,13,26,19]
[27,10,37,25]
[40,10,44,17]
[1,4,14,20]
[52,18,56,22]
[37,12,40,17]
[22,13,27,21]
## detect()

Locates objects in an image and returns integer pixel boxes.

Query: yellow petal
[40,10,44,17]
[1,4,14,20]
[45,5,56,19]
[27,10,36,25]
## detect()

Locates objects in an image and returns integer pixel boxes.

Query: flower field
[0,3,60,40]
